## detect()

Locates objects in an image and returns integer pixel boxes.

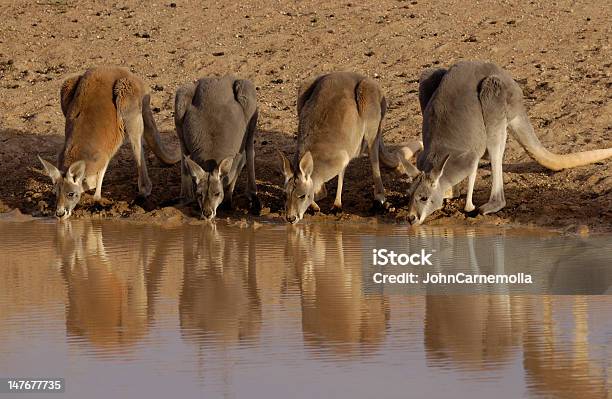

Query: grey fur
[408,60,612,225]
[174,76,260,219]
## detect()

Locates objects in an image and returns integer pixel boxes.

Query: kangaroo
[408,60,612,225]
[278,71,422,224]
[38,66,180,220]
[174,76,260,220]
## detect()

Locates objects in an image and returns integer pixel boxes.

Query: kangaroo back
[59,68,124,172]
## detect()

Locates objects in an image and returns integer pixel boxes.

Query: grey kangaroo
[408,60,612,225]
[279,71,422,224]
[174,76,260,219]
[38,67,180,220]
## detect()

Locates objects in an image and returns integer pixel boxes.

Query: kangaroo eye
[213,192,221,197]
[67,192,76,198]
[420,196,428,202]
[298,194,306,200]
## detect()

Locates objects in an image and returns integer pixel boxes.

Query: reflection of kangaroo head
[286,225,389,356]
[425,295,519,369]
[179,224,261,344]
[56,220,148,351]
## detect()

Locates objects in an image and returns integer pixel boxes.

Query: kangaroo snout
[201,209,215,219]
[55,208,70,219]
[408,212,421,226]
[286,215,298,224]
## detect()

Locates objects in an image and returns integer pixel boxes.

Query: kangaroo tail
[142,94,180,165]
[378,135,423,177]
[375,97,422,177]
[509,113,612,171]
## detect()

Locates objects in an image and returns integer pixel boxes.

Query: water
[0,219,610,398]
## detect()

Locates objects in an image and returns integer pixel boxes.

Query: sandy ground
[0,0,610,232]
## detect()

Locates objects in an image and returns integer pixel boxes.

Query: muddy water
[0,219,611,398]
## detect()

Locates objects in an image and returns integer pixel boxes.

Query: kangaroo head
[407,154,450,225]
[38,156,86,220]
[278,150,314,224]
[184,155,232,220]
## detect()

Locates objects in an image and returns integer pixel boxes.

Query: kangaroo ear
[184,155,207,184]
[67,160,86,185]
[277,150,293,182]
[299,151,314,179]
[216,156,233,178]
[429,154,450,188]
[38,156,62,184]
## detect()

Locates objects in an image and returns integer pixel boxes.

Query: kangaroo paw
[479,200,506,215]
[93,196,112,207]
[371,200,389,214]
[464,202,476,213]
[133,195,156,212]
[330,204,343,215]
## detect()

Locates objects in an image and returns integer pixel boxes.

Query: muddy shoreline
[0,127,610,234]
[0,0,610,233]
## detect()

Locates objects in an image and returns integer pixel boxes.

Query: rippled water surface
[0,219,610,398]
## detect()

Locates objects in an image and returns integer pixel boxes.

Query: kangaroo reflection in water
[55,220,170,352]
[419,228,518,368]
[419,227,611,398]
[3,219,609,397]
[285,225,389,357]
[523,296,610,399]
[179,223,261,345]
[425,295,610,397]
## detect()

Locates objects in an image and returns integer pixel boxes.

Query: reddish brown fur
[60,67,145,180]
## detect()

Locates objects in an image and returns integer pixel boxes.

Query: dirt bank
[0,0,610,232]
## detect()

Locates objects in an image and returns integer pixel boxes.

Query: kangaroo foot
[249,196,262,216]
[479,199,506,215]
[133,195,156,212]
[330,204,343,215]
[93,196,112,206]
[371,200,389,214]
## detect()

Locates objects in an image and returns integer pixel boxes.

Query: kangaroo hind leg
[478,75,508,215]
[331,154,350,213]
[175,82,197,202]
[225,152,246,209]
[357,79,387,205]
[115,77,152,197]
